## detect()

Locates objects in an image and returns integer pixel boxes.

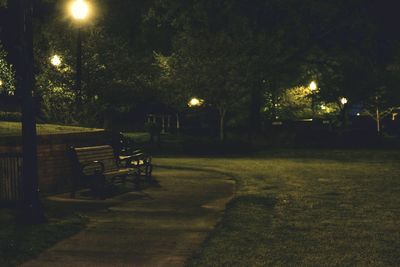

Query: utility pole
[14,0,45,223]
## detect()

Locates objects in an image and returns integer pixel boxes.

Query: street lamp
[309,81,317,91]
[50,54,62,67]
[70,0,90,103]
[309,81,317,118]
[70,0,90,20]
[340,97,348,127]
[188,97,204,107]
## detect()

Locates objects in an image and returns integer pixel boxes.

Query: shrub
[0,111,22,122]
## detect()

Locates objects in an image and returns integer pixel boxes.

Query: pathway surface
[21,168,235,267]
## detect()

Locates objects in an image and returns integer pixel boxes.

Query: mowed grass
[0,206,88,267]
[0,121,101,137]
[155,150,400,266]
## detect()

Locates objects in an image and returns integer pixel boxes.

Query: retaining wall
[0,130,116,192]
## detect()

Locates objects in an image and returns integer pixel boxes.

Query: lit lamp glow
[71,0,89,21]
[309,81,317,118]
[188,97,204,107]
[0,80,3,87]
[340,97,348,105]
[51,55,62,67]
[309,81,317,91]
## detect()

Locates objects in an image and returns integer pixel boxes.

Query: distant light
[51,55,62,67]
[309,81,317,91]
[71,0,89,20]
[340,97,348,105]
[321,104,326,110]
[357,113,360,116]
[188,97,204,107]
[0,80,3,87]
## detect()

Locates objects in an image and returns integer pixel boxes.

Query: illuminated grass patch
[156,150,400,266]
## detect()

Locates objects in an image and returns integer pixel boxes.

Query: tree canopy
[0,0,399,135]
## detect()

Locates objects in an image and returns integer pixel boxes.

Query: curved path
[21,168,235,267]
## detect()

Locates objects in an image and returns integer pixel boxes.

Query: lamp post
[70,0,90,103]
[340,97,348,127]
[309,81,317,119]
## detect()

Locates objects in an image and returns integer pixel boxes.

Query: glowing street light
[0,80,3,87]
[309,81,318,118]
[340,97,348,128]
[70,0,90,21]
[309,81,317,91]
[188,97,204,107]
[50,55,62,67]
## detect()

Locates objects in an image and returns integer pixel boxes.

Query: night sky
[1,0,400,65]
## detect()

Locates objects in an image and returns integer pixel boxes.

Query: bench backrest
[72,145,119,175]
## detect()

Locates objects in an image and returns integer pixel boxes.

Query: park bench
[70,145,152,198]
[118,134,153,178]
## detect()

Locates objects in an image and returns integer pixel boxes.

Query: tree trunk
[249,87,262,135]
[176,113,180,131]
[376,105,381,133]
[219,108,226,141]
[14,0,45,224]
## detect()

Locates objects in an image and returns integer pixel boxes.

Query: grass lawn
[0,186,132,267]
[123,131,149,143]
[0,121,101,137]
[155,150,400,266]
[0,205,88,267]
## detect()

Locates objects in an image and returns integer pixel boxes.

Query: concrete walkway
[21,168,235,267]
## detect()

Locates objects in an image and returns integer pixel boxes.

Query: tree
[0,42,15,95]
[8,0,45,223]
[148,0,364,138]
[167,31,247,140]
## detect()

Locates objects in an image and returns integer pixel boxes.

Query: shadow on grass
[0,209,87,267]
[0,178,159,267]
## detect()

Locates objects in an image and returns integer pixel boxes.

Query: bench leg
[70,176,79,198]
[145,164,153,178]
[89,173,107,199]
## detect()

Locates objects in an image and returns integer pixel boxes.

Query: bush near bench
[0,112,22,122]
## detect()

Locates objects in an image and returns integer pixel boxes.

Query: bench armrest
[80,160,105,176]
